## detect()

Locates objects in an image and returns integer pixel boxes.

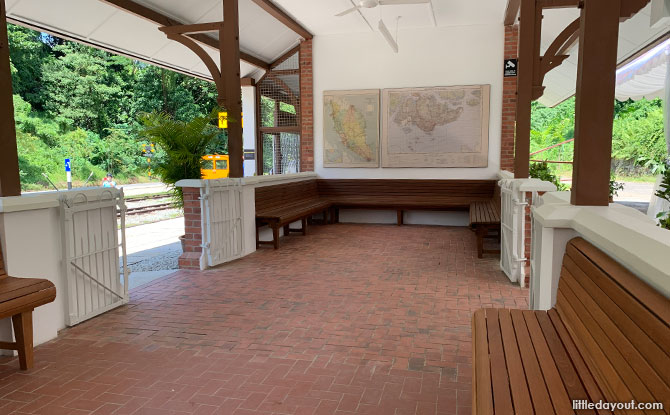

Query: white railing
[59,189,128,326]
[498,172,557,288]
[499,179,526,285]
[202,179,245,267]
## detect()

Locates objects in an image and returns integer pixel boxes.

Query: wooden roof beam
[249,0,313,40]
[159,22,223,35]
[98,0,270,70]
[504,0,522,25]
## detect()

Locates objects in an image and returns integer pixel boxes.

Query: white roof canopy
[615,38,669,101]
[4,0,669,105]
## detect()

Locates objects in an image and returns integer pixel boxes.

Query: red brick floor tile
[0,224,527,415]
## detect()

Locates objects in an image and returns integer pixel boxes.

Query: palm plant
[137,110,219,206]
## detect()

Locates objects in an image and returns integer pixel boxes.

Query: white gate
[60,189,128,326]
[202,179,245,267]
[499,179,527,286]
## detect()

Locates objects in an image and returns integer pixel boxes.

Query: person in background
[102,173,117,188]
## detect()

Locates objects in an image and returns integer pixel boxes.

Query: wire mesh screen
[258,51,300,174]
[262,133,300,174]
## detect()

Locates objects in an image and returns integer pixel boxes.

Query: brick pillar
[178,187,203,270]
[299,39,314,172]
[501,25,519,173]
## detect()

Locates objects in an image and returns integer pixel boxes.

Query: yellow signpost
[218,112,243,129]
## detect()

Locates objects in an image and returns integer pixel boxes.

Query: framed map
[323,89,380,168]
[381,85,490,168]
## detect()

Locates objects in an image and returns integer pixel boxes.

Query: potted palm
[138,110,220,251]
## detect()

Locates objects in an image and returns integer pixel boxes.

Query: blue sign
[64,158,71,172]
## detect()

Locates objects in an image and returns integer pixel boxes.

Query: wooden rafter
[504,0,522,25]
[539,0,581,8]
[270,45,301,69]
[98,0,269,70]
[533,17,580,99]
[249,0,312,40]
[161,32,223,95]
[159,22,223,35]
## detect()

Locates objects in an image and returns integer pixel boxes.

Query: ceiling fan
[335,0,430,17]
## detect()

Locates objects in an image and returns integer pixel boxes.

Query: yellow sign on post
[218,112,243,129]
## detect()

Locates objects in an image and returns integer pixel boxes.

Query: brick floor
[0,224,528,415]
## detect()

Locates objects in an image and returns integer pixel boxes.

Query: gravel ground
[125,242,181,272]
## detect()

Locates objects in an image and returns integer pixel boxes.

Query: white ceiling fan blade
[378,19,398,53]
[379,0,429,5]
[335,6,361,17]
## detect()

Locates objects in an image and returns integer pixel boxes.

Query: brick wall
[501,25,519,173]
[178,187,202,270]
[299,39,314,172]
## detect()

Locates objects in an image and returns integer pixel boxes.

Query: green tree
[42,42,131,136]
[7,25,50,108]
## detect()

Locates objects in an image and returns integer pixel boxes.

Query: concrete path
[121,217,184,290]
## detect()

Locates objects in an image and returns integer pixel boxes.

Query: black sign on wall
[243,149,255,161]
[504,59,518,77]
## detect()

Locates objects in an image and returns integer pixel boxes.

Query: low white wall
[531,192,670,310]
[0,194,67,349]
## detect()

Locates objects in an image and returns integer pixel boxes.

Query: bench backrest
[556,238,670,408]
[255,179,320,212]
[317,179,496,207]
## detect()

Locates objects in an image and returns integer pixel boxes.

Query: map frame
[323,89,380,168]
[381,85,491,168]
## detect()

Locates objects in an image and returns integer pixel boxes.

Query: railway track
[118,193,177,217]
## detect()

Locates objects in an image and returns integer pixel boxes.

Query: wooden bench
[0,244,56,370]
[472,237,670,414]
[255,180,332,249]
[469,184,501,258]
[317,179,496,225]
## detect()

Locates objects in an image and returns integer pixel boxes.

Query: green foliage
[531,97,667,179]
[8,23,221,190]
[137,111,220,205]
[609,175,624,198]
[655,164,670,230]
[529,162,566,191]
[612,102,667,175]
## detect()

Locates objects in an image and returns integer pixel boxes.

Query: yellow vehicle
[201,154,230,179]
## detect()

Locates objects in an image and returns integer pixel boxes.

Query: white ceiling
[4,0,668,107]
[273,0,506,34]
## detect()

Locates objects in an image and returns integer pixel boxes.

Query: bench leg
[301,217,307,236]
[12,311,33,370]
[476,226,485,259]
[397,210,403,226]
[272,226,280,250]
[283,224,290,236]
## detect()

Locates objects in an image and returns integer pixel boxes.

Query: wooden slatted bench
[255,180,332,249]
[0,244,56,370]
[469,185,501,258]
[472,237,670,415]
[317,179,497,226]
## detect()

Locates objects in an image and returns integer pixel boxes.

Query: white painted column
[242,85,257,177]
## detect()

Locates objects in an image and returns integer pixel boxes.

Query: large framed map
[381,85,490,168]
[323,89,380,168]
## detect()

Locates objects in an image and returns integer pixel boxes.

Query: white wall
[0,207,66,350]
[242,86,257,177]
[313,23,504,179]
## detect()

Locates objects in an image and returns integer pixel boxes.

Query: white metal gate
[499,179,527,286]
[202,179,245,267]
[60,189,128,326]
